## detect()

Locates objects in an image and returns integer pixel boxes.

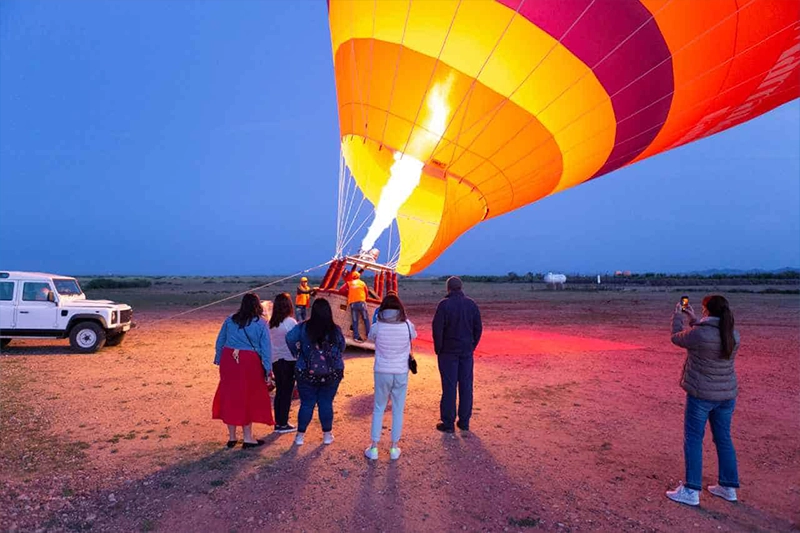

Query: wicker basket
[324,292,377,350]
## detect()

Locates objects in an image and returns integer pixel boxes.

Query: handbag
[406,322,418,374]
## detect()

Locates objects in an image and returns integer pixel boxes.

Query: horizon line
[36,266,800,278]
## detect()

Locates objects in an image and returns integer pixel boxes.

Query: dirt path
[1,290,798,532]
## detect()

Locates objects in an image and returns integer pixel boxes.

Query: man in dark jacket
[432,276,482,432]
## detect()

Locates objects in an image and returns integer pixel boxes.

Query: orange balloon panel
[329,0,800,274]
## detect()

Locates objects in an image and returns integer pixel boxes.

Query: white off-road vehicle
[0,271,133,353]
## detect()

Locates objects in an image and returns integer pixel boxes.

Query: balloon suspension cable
[341,169,360,248]
[336,155,357,255]
[335,150,346,255]
[141,260,333,329]
[386,220,402,270]
[335,146,406,269]
[340,210,375,255]
[335,145,386,261]
[387,218,393,265]
[337,161,373,257]
[340,190,372,254]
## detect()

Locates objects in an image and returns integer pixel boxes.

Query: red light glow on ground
[414,329,641,356]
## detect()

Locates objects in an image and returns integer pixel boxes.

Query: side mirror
[47,291,56,303]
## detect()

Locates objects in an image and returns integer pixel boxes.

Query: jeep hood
[62,299,129,309]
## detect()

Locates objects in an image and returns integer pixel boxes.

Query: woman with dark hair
[285,298,345,446]
[269,292,298,434]
[364,293,416,461]
[212,293,274,448]
[666,294,741,506]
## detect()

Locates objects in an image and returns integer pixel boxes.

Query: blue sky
[1,1,798,276]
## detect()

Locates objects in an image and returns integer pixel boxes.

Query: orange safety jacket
[347,279,368,305]
[296,284,312,306]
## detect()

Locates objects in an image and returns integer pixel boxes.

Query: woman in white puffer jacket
[365,294,417,461]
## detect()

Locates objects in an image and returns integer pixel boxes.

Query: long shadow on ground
[34,432,330,532]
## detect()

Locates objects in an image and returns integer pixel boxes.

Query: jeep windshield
[53,278,83,296]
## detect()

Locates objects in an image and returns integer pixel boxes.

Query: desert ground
[1,279,798,533]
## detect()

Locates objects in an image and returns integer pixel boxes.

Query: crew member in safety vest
[348,271,370,342]
[295,277,315,322]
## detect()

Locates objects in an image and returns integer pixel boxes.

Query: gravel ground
[1,287,798,532]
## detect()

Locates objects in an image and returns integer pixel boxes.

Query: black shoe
[275,424,297,434]
[226,440,238,448]
[436,423,455,433]
[457,421,470,431]
[242,439,265,449]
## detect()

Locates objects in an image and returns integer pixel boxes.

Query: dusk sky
[1,1,798,276]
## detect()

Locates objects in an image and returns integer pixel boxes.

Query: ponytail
[703,295,736,359]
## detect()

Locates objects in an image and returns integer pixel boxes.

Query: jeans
[295,305,307,322]
[350,301,370,340]
[684,394,739,490]
[296,378,340,433]
[371,372,409,443]
[438,351,474,429]
[272,359,296,426]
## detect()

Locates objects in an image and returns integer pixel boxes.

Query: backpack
[296,326,344,384]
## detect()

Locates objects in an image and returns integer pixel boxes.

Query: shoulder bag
[406,322,418,374]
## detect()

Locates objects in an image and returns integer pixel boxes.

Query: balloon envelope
[329,0,800,274]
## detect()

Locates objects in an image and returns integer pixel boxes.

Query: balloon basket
[314,256,398,350]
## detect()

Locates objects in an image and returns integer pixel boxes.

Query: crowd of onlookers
[212,276,742,506]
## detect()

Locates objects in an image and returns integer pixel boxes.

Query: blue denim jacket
[214,316,272,372]
[285,322,346,373]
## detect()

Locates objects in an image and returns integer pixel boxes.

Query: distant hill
[688,267,799,276]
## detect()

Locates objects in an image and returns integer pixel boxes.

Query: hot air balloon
[328,0,800,276]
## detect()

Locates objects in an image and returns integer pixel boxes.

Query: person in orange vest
[342,266,365,284]
[348,271,370,342]
[295,277,315,322]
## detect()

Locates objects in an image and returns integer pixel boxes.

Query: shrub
[85,278,152,290]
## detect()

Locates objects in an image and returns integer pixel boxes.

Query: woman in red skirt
[212,293,275,448]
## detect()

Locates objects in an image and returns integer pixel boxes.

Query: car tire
[69,321,106,353]
[0,339,10,349]
[105,332,127,347]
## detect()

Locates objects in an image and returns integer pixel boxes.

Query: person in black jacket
[432,276,482,432]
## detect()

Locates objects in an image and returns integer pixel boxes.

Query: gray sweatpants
[371,372,409,443]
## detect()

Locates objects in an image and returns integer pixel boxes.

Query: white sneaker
[294,432,305,446]
[390,447,401,460]
[323,432,334,445]
[666,482,700,506]
[364,446,378,460]
[708,485,737,502]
